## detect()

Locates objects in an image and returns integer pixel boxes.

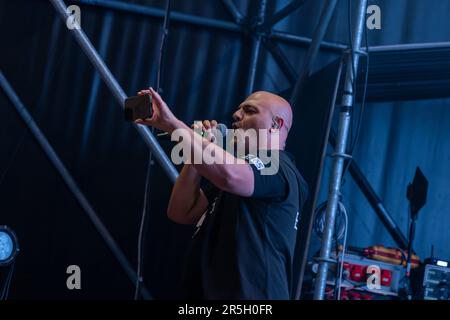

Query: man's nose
[233,109,243,121]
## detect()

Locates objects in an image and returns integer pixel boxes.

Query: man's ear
[271,116,284,132]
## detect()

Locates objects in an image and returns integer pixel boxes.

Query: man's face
[231,93,273,153]
[232,93,272,132]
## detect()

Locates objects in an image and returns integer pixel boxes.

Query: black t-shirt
[181,150,308,299]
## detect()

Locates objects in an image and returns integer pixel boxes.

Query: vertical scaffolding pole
[246,0,267,96]
[49,0,179,183]
[313,0,367,300]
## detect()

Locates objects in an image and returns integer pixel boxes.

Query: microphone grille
[216,123,228,136]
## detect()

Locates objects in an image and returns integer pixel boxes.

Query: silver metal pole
[0,71,152,299]
[313,0,367,300]
[49,0,179,183]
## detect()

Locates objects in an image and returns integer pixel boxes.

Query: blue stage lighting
[0,226,19,266]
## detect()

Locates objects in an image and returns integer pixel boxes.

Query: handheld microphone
[215,123,228,136]
[157,123,227,139]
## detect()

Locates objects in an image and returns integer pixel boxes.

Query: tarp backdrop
[1,0,449,298]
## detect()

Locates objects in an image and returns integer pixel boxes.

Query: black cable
[313,201,347,299]
[333,216,340,299]
[313,202,346,244]
[350,9,370,154]
[338,0,356,187]
[4,263,15,299]
[134,152,153,300]
[1,262,15,300]
[134,0,172,300]
[157,0,172,94]
[347,0,357,151]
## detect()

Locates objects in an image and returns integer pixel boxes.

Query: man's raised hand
[135,87,181,133]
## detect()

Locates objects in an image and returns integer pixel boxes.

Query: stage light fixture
[0,226,19,266]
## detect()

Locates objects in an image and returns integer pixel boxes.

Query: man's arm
[167,164,209,224]
[174,122,254,197]
[136,88,255,197]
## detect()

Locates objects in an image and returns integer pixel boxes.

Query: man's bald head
[245,91,293,133]
[232,91,293,150]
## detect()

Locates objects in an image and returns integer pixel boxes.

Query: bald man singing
[136,89,308,299]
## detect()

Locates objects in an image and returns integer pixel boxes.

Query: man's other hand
[191,120,220,143]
